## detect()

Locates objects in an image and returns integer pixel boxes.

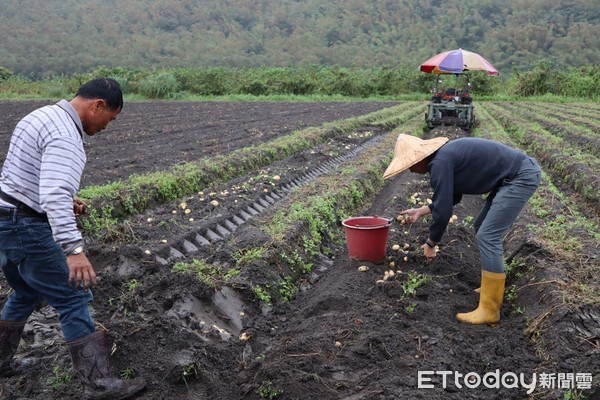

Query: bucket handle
[374,215,394,224]
[352,215,393,228]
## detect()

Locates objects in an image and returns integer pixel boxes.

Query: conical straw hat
[383,134,449,179]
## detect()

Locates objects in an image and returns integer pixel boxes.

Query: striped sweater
[0,100,86,249]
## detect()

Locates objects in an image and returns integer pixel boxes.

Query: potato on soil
[239,332,251,341]
[383,270,395,281]
[396,214,410,225]
[358,265,369,272]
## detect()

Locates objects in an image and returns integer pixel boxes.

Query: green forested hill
[0,0,598,77]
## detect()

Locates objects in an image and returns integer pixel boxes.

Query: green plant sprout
[257,380,283,399]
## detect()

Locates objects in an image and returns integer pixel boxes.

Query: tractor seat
[445,88,458,96]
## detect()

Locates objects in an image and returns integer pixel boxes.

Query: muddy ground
[0,101,397,188]
[0,100,598,400]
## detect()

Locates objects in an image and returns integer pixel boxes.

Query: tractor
[419,48,499,130]
[425,73,475,130]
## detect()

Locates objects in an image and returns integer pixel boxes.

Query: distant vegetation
[0,0,598,77]
[1,64,599,100]
[1,0,598,100]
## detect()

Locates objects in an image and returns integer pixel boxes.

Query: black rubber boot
[68,331,146,400]
[0,320,26,377]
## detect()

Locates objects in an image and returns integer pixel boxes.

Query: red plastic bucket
[342,216,391,264]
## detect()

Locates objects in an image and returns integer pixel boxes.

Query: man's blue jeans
[474,157,542,273]
[0,213,95,341]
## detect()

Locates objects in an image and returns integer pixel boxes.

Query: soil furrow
[520,102,600,134]
[502,102,600,155]
[486,102,600,215]
[0,101,400,187]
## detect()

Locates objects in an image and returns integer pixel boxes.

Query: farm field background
[0,99,598,399]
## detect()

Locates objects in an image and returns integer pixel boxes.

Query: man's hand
[400,205,431,224]
[73,198,87,216]
[422,242,438,262]
[67,253,96,291]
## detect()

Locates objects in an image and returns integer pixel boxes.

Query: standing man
[383,134,541,326]
[0,78,146,399]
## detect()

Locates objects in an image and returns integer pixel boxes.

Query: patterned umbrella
[420,48,499,76]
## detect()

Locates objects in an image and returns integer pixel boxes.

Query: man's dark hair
[76,78,123,111]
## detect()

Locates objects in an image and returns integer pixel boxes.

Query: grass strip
[523,102,600,130]
[478,103,599,295]
[231,114,426,303]
[485,102,600,212]
[501,102,600,156]
[79,103,426,236]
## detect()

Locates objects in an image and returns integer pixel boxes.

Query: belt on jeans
[0,190,48,220]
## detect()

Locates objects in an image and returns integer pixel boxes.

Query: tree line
[0,0,598,77]
[1,64,598,100]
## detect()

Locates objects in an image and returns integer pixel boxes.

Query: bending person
[383,134,541,326]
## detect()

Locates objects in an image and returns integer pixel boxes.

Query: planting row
[503,102,600,156]
[0,101,400,187]
[77,99,598,346]
[476,105,598,254]
[527,102,600,134]
[79,103,425,237]
[144,133,389,268]
[482,102,600,215]
[547,101,599,114]
[87,110,426,348]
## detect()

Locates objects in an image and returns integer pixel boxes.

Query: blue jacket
[427,137,525,242]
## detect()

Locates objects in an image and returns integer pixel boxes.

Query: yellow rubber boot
[456,270,506,326]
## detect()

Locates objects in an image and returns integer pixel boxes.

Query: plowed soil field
[0,100,598,400]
